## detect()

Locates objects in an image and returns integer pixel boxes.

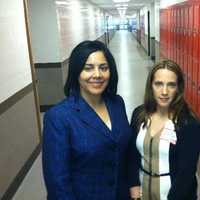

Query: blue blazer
[42,94,135,200]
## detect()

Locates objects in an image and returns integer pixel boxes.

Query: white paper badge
[160,120,177,144]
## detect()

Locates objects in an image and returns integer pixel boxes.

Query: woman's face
[79,51,110,99]
[152,68,178,110]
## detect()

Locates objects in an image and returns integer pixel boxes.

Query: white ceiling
[88,0,157,16]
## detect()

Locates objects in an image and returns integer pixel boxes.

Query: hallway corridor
[2,0,200,199]
[109,30,153,119]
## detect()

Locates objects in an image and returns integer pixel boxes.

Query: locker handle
[198,86,200,95]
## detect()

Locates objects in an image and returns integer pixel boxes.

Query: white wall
[140,6,149,35]
[28,0,105,63]
[28,0,60,63]
[136,11,140,30]
[160,0,187,8]
[0,0,32,103]
[150,2,155,37]
[55,0,105,61]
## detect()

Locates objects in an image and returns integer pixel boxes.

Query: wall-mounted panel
[0,90,39,199]
[28,0,60,63]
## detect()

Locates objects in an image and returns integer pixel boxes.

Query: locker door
[187,4,194,105]
[167,9,171,58]
[170,8,174,61]
[192,3,199,112]
[198,61,200,117]
[192,60,198,111]
[179,6,184,70]
[183,6,189,101]
[176,7,181,65]
[183,6,188,74]
[160,10,164,58]
[169,8,173,60]
[197,3,200,117]
[173,8,177,62]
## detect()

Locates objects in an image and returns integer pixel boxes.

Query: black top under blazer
[130,105,200,200]
[42,94,138,200]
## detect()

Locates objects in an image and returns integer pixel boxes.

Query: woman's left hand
[130,186,141,199]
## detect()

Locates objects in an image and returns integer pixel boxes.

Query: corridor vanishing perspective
[1,0,200,199]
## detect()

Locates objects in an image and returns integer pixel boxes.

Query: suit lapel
[71,95,115,142]
[104,97,123,142]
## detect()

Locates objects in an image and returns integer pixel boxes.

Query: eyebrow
[85,63,108,66]
[154,80,177,84]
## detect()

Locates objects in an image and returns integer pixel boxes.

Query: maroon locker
[165,9,169,58]
[176,7,181,65]
[192,3,199,112]
[174,8,178,61]
[169,8,173,60]
[186,5,194,105]
[181,6,186,77]
[197,3,200,117]
[198,61,200,117]
[183,6,189,101]
[179,6,184,70]
[192,60,198,111]
[167,9,171,58]
[160,10,164,58]
[198,63,200,117]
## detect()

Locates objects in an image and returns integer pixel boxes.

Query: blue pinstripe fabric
[42,95,135,200]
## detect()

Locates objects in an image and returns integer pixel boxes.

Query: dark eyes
[154,82,162,87]
[168,82,177,87]
[83,64,109,72]
[99,65,109,71]
[83,65,93,71]
[153,81,177,88]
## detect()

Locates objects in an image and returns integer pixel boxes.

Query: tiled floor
[13,30,200,200]
[13,154,46,200]
[108,30,153,120]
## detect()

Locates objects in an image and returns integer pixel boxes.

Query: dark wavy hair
[64,40,118,97]
[137,59,195,130]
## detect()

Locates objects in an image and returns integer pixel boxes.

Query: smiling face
[79,51,110,100]
[152,68,178,111]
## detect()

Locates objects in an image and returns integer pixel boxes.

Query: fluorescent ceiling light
[115,4,128,7]
[132,3,144,6]
[55,1,72,5]
[113,0,130,3]
[117,7,127,10]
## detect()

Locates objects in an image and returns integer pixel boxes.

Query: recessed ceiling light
[113,0,130,3]
[115,4,128,7]
[117,7,127,10]
[55,1,72,5]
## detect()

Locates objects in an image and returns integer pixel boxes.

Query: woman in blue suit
[42,40,139,200]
